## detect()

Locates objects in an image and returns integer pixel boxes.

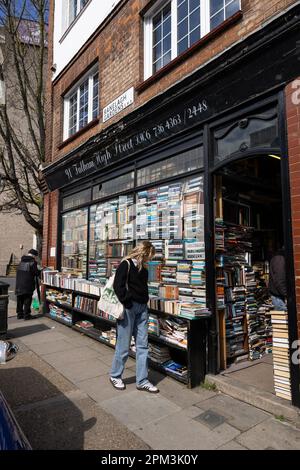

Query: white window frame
[144,0,241,80]
[61,0,90,34]
[63,66,99,141]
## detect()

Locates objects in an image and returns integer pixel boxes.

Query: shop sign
[45,96,210,190]
[103,87,134,123]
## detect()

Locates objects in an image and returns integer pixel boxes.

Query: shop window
[61,208,88,277]
[88,174,206,317]
[136,146,203,186]
[213,108,279,165]
[144,0,241,79]
[63,66,99,140]
[92,172,135,201]
[62,188,91,211]
[89,195,135,283]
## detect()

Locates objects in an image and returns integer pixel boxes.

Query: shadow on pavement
[6,323,51,339]
[0,367,96,450]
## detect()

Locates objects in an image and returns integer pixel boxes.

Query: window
[62,0,90,33]
[61,208,88,277]
[144,0,241,79]
[63,67,99,140]
[63,188,91,211]
[210,0,240,30]
[92,172,135,200]
[137,146,203,186]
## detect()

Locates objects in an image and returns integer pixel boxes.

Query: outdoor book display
[271,310,291,401]
[43,176,211,388]
[43,276,208,387]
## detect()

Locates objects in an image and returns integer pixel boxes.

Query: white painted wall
[53,0,121,80]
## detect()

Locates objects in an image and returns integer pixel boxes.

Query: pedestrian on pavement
[269,247,287,311]
[110,241,159,393]
[15,249,40,320]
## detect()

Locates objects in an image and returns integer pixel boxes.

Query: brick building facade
[42,0,300,406]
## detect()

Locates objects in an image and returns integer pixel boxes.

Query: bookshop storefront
[43,6,300,406]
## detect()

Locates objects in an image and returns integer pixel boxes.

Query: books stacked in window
[184,176,202,193]
[162,360,188,379]
[46,289,72,306]
[48,304,72,326]
[159,285,179,300]
[191,261,206,286]
[185,240,205,260]
[160,301,179,315]
[75,296,98,315]
[165,240,184,260]
[184,193,202,239]
[176,261,191,284]
[147,261,161,282]
[271,310,291,401]
[150,240,164,259]
[161,265,177,284]
[149,343,171,364]
[89,258,107,285]
[158,317,188,349]
[100,327,117,346]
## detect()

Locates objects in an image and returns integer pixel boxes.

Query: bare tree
[0,0,48,252]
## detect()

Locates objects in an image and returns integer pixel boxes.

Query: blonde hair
[125,241,155,271]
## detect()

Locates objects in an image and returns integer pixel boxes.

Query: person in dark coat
[269,248,287,311]
[15,249,40,320]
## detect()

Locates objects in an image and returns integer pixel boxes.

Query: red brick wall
[43,0,299,270]
[286,78,300,339]
[42,191,59,269]
[47,0,298,164]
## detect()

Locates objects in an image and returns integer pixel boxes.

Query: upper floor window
[62,0,90,33]
[63,66,99,140]
[144,0,241,79]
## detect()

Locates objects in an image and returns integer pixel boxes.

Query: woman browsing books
[110,241,159,394]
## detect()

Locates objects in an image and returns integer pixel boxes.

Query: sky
[0,1,49,23]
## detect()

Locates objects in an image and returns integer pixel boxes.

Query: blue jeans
[271,296,287,311]
[110,302,149,386]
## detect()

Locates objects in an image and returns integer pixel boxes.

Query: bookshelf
[43,282,209,388]
[215,176,274,370]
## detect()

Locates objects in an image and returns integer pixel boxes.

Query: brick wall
[47,0,298,164]
[286,78,300,339]
[42,191,59,269]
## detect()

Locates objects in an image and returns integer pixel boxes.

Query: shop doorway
[214,154,286,396]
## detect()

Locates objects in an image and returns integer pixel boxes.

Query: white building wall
[53,0,121,80]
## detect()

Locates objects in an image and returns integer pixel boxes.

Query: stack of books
[48,304,72,326]
[271,310,291,401]
[46,289,72,305]
[158,317,188,348]
[75,296,98,315]
[149,343,171,364]
[148,314,160,336]
[100,327,117,346]
[162,360,188,379]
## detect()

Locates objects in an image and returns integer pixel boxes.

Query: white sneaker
[137,381,159,394]
[110,377,126,390]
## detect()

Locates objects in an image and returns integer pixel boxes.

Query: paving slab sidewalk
[2,315,300,450]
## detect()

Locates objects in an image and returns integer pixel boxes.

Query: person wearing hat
[15,249,40,320]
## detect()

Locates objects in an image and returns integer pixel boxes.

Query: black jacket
[15,255,39,296]
[113,259,149,308]
[269,251,287,299]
